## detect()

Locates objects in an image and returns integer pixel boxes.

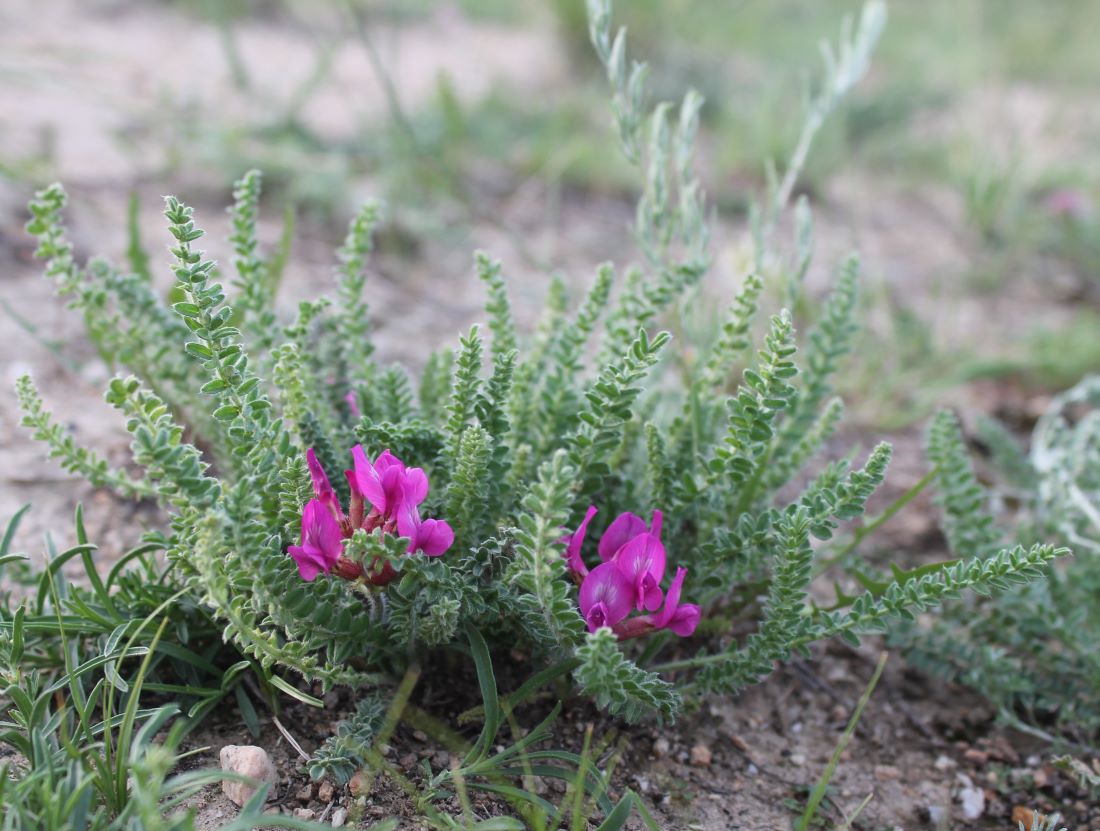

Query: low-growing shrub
[902,382,1100,750]
[9,0,1061,735]
[6,0,1056,735]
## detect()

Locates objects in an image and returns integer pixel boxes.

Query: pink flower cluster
[563,507,700,640]
[288,446,453,583]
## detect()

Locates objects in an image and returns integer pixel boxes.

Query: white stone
[219,745,278,807]
[956,774,985,820]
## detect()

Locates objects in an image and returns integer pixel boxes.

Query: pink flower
[578,561,635,633]
[598,509,662,561]
[289,445,453,583]
[288,499,344,581]
[609,567,701,640]
[351,446,429,524]
[650,567,700,636]
[396,479,454,557]
[345,391,362,420]
[307,449,344,522]
[562,505,599,578]
[614,532,666,611]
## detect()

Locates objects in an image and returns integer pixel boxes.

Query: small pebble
[219,745,277,807]
[926,805,948,829]
[317,781,335,803]
[957,774,985,820]
[652,737,670,758]
[1012,806,1042,829]
[323,691,340,708]
[874,765,901,781]
[789,753,806,767]
[746,763,759,777]
[689,744,712,767]
[399,752,418,770]
[294,808,315,820]
[412,730,428,742]
[348,770,371,797]
[331,806,348,828]
[295,784,313,803]
[432,751,450,769]
[964,748,989,765]
[934,755,957,771]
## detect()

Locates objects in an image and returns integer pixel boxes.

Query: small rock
[925,805,949,829]
[295,784,314,803]
[378,743,393,757]
[1032,767,1048,788]
[348,770,371,797]
[317,781,335,803]
[934,755,957,771]
[957,774,985,820]
[399,752,418,770]
[294,808,316,820]
[690,744,712,767]
[219,745,277,807]
[412,730,428,742]
[746,763,759,777]
[830,705,847,721]
[789,753,806,767]
[727,733,750,753]
[964,748,989,765]
[874,765,901,781]
[331,806,348,828]
[1013,806,1042,829]
[652,737,670,758]
[432,750,450,770]
[323,691,340,708]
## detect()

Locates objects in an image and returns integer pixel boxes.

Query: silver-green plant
[12,0,1060,728]
[902,381,1100,749]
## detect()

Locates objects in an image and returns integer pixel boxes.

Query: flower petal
[299,499,344,572]
[373,449,405,475]
[345,391,362,420]
[403,467,430,507]
[598,512,646,561]
[380,465,407,515]
[307,448,343,520]
[667,604,700,637]
[352,444,386,512]
[288,545,324,581]
[416,519,454,556]
[615,533,666,609]
[579,561,635,628]
[653,567,687,628]
[563,505,598,577]
[649,509,663,540]
[396,497,420,541]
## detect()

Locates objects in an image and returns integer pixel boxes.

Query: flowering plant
[564,507,700,639]
[291,447,453,583]
[13,0,1061,724]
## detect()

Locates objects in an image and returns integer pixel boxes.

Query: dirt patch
[165,640,1096,829]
